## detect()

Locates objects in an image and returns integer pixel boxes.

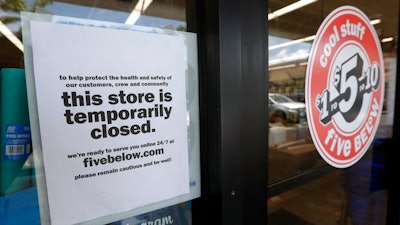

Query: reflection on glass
[268,1,397,225]
[0,1,189,225]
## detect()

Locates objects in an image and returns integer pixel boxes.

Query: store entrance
[267,1,398,224]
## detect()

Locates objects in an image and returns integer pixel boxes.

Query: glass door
[1,1,195,225]
[267,1,398,224]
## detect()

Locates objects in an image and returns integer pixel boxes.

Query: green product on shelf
[0,68,32,196]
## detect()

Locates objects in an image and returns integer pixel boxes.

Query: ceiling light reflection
[269,35,315,50]
[125,0,153,25]
[381,37,394,43]
[268,0,318,21]
[269,18,383,51]
[370,19,381,25]
[0,21,23,52]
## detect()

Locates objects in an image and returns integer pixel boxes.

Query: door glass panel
[268,1,397,224]
[0,1,192,225]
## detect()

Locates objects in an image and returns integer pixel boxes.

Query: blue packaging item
[0,187,40,225]
[0,68,32,196]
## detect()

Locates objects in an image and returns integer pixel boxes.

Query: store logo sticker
[305,6,385,168]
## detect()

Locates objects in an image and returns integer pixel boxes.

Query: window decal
[305,6,385,168]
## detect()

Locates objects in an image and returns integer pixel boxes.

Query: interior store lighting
[269,35,385,69]
[0,21,23,52]
[269,18,382,51]
[125,0,153,25]
[268,8,384,70]
[269,35,315,50]
[370,19,381,25]
[381,37,394,43]
[268,0,318,21]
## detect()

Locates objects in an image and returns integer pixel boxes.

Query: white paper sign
[29,20,189,225]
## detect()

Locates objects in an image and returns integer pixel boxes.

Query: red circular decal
[305,6,385,168]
